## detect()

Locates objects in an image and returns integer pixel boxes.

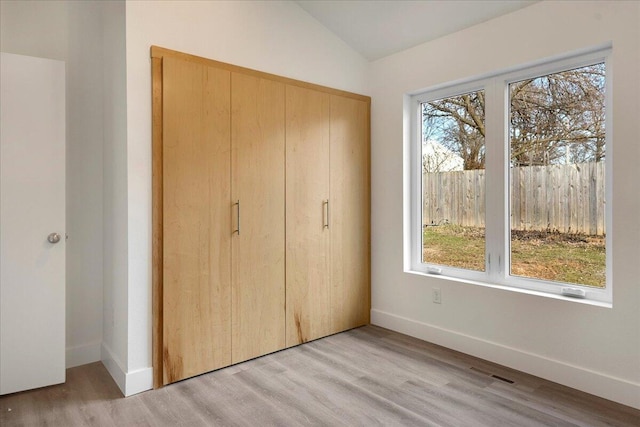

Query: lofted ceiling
[296,0,538,61]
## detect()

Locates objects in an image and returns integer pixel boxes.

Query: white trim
[402,94,413,272]
[124,367,153,396]
[404,269,611,308]
[101,342,126,395]
[409,81,491,283]
[66,341,101,368]
[100,342,153,396]
[371,309,640,410]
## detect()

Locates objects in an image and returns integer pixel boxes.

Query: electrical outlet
[433,288,441,304]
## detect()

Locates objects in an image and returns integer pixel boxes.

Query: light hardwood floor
[1,326,638,426]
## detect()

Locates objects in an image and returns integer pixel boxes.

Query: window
[408,48,611,304]
[421,90,486,273]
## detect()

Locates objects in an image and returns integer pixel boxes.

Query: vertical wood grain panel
[162,57,231,384]
[151,56,163,389]
[285,85,331,347]
[329,95,371,334]
[231,72,286,363]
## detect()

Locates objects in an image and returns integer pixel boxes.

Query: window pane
[509,63,606,287]
[421,91,486,271]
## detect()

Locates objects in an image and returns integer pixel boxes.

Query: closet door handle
[234,200,240,235]
[323,200,329,229]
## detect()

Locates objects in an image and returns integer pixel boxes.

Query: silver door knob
[47,233,61,244]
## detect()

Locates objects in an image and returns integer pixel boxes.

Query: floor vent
[491,374,515,384]
[469,367,493,376]
[470,367,515,384]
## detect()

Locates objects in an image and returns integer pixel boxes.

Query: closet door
[285,86,331,346]
[231,73,286,363]
[329,95,371,334]
[162,57,231,384]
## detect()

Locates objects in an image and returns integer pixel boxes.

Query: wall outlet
[433,288,441,304]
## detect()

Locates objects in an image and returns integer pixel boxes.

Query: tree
[422,63,605,169]
[422,91,486,170]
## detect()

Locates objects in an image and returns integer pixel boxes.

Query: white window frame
[406,46,613,306]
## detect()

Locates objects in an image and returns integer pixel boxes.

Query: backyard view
[421,63,606,288]
[423,225,606,288]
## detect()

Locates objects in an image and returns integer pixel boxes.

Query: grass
[423,225,605,288]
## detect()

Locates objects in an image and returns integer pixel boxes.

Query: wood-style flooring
[1,326,638,426]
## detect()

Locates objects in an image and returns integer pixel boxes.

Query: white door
[0,52,66,395]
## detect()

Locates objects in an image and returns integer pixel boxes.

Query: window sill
[405,269,612,308]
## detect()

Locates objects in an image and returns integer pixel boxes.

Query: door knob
[47,233,61,244]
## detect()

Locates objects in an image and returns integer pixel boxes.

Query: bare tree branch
[422,64,605,169]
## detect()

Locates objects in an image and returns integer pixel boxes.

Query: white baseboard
[371,309,640,410]
[101,342,126,395]
[125,367,153,396]
[100,342,153,397]
[66,341,101,368]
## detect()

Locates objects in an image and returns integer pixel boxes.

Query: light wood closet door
[329,95,371,334]
[285,86,331,347]
[162,57,232,384]
[231,73,286,363]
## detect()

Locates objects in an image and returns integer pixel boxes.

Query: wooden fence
[423,162,605,235]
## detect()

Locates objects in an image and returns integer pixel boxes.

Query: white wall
[118,0,369,396]
[369,0,640,409]
[65,0,105,369]
[0,0,105,369]
[0,0,68,61]
[100,0,129,394]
